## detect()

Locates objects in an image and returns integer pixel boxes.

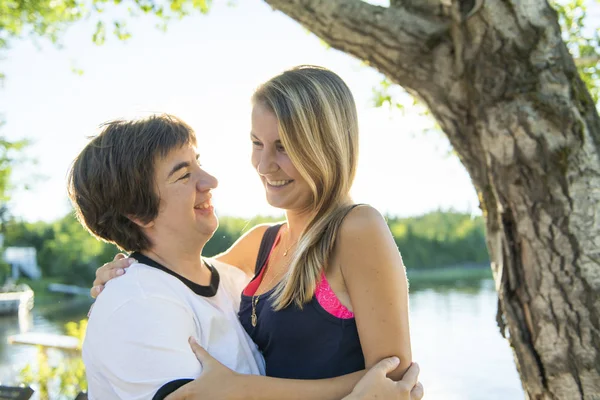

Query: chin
[206,214,219,233]
[265,195,287,211]
[198,214,218,235]
[266,193,312,212]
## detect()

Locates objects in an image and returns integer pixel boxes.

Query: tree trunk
[263,0,600,398]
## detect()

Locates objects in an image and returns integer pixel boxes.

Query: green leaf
[92,20,106,45]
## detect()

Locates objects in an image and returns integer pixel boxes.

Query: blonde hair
[252,65,360,310]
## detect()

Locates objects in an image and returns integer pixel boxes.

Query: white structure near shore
[0,234,42,280]
[0,284,34,314]
[0,234,39,314]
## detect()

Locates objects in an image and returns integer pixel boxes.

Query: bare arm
[228,372,363,400]
[166,338,364,400]
[342,359,423,400]
[166,339,423,400]
[338,205,412,380]
[213,223,270,276]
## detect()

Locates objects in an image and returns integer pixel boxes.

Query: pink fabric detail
[243,232,282,296]
[315,273,354,319]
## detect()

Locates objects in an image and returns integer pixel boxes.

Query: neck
[284,209,313,242]
[141,233,207,279]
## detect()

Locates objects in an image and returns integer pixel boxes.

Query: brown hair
[67,114,197,252]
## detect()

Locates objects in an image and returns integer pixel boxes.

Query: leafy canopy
[0,0,598,204]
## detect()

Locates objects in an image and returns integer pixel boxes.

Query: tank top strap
[254,223,284,275]
[344,204,364,218]
[348,203,365,212]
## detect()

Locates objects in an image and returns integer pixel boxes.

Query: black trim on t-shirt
[130,252,219,297]
[152,378,194,400]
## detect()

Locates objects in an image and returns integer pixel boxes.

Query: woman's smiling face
[250,103,312,212]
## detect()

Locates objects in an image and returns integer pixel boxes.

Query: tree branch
[390,0,445,17]
[263,0,448,86]
[574,55,600,67]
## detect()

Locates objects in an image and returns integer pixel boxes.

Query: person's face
[147,143,219,243]
[251,103,312,212]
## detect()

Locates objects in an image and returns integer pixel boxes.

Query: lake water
[0,278,524,399]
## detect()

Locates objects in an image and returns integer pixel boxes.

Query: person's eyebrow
[167,154,200,179]
[250,133,282,144]
[167,161,190,179]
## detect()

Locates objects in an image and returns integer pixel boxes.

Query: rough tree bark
[263,0,600,399]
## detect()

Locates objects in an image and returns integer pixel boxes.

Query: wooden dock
[47,283,90,297]
[8,332,80,353]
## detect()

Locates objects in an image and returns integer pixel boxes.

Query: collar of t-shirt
[129,252,219,297]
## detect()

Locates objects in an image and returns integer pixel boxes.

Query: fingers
[90,255,136,298]
[188,337,212,365]
[371,356,400,376]
[90,285,104,299]
[402,362,420,387]
[113,253,127,261]
[410,382,424,400]
[108,256,136,278]
[94,257,136,284]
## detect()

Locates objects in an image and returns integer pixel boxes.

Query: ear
[128,216,155,229]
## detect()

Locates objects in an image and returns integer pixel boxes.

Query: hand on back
[90,253,136,298]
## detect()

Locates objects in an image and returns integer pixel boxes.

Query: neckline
[130,252,220,297]
[255,231,284,296]
[242,228,284,298]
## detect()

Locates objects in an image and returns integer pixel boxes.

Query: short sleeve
[88,295,202,399]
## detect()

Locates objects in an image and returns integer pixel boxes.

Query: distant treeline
[2,210,489,285]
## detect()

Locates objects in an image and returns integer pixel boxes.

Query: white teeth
[268,180,291,187]
[195,201,211,209]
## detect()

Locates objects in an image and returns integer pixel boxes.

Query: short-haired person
[70,115,422,399]
[92,66,415,397]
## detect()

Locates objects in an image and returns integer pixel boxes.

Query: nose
[197,170,218,192]
[256,149,279,176]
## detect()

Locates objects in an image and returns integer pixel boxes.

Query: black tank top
[238,224,365,379]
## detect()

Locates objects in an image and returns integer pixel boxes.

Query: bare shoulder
[338,205,390,242]
[243,223,272,240]
[336,205,402,272]
[214,222,277,274]
[234,222,275,250]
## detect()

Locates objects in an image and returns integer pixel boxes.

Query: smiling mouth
[266,179,294,188]
[194,199,212,210]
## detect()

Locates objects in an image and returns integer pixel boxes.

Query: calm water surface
[410,279,524,399]
[0,279,524,399]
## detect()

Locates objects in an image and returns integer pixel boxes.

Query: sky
[1,0,484,222]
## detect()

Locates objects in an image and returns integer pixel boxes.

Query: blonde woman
[92,66,412,395]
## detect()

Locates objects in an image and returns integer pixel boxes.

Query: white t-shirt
[83,257,265,400]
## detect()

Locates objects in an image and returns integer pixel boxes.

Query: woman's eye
[276,144,286,153]
[179,173,191,181]
[252,141,263,147]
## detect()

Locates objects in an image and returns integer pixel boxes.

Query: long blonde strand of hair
[253,66,359,310]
